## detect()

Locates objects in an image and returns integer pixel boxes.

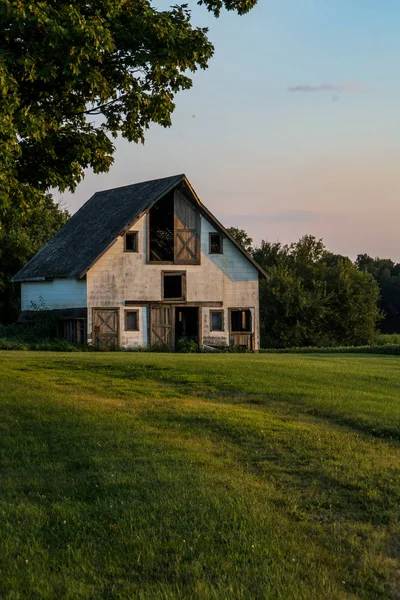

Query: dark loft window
[125,310,139,331]
[125,232,138,252]
[149,193,174,261]
[231,309,252,333]
[163,272,185,300]
[209,233,223,254]
[210,311,224,331]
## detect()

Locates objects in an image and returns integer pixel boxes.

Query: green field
[1,352,399,599]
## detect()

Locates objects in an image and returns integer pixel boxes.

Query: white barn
[13,175,266,350]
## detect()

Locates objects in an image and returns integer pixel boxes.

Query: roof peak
[93,173,186,196]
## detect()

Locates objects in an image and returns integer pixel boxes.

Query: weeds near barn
[0,352,399,598]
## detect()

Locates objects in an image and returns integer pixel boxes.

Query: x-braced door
[174,191,200,264]
[150,305,174,348]
[93,308,119,349]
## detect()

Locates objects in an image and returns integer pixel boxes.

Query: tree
[322,254,381,346]
[356,254,400,333]
[0,0,258,212]
[227,227,253,254]
[254,236,380,348]
[0,197,69,323]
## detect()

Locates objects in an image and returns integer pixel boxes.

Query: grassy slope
[0,352,399,599]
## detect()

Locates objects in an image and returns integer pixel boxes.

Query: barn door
[174,190,200,264]
[93,308,119,350]
[150,305,174,348]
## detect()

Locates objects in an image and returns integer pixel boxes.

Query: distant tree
[0,197,69,323]
[0,0,257,213]
[323,254,381,346]
[255,236,380,348]
[227,227,254,254]
[356,254,400,333]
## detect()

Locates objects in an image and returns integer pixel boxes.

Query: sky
[60,0,400,260]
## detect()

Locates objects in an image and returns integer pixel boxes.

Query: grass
[0,351,399,599]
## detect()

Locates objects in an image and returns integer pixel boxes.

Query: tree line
[1,215,399,350]
[228,228,400,348]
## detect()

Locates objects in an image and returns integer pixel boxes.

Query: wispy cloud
[288,83,359,93]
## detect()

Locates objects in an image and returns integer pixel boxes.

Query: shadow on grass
[37,358,400,441]
[139,407,400,527]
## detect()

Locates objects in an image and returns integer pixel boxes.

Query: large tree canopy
[0,0,257,212]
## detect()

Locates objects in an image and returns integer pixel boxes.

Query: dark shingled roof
[13,174,185,281]
[13,173,266,282]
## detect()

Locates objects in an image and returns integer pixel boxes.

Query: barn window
[125,310,139,331]
[209,233,223,254]
[163,272,186,300]
[210,310,224,331]
[148,192,174,262]
[231,309,252,333]
[125,231,138,252]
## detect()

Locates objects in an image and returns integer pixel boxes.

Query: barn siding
[21,279,87,311]
[86,208,259,349]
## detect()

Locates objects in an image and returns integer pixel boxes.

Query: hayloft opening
[149,192,174,262]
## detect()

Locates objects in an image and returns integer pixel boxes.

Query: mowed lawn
[0,352,399,599]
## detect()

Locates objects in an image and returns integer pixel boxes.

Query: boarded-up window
[125,310,139,331]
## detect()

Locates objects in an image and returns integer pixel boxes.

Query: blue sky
[61,0,400,259]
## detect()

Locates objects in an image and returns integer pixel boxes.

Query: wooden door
[93,308,119,350]
[174,191,200,264]
[150,305,174,348]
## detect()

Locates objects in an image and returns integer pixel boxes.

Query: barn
[13,174,266,350]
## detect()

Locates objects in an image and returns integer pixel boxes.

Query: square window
[125,310,139,331]
[125,232,138,252]
[209,233,223,254]
[163,272,186,300]
[210,311,224,331]
[231,309,252,333]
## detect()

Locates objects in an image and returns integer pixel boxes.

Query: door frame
[174,306,201,347]
[149,303,202,349]
[92,307,120,349]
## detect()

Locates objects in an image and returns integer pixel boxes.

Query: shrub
[176,338,199,353]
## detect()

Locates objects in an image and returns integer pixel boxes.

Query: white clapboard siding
[21,279,87,311]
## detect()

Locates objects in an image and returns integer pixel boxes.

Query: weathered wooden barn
[13,174,266,350]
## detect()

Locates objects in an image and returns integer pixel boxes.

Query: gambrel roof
[13,174,266,282]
